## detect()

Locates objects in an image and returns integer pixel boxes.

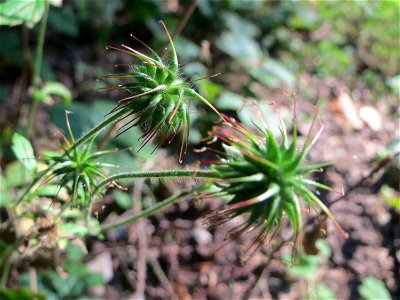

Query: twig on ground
[29,267,37,293]
[148,256,178,299]
[111,244,137,292]
[132,160,155,298]
[328,153,399,207]
[241,241,284,299]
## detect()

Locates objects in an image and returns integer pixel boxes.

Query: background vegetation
[0,0,399,299]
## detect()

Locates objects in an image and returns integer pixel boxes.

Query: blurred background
[0,0,399,299]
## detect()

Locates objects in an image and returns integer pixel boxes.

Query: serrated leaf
[11,133,37,172]
[0,0,45,28]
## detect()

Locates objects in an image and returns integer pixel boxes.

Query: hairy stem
[192,90,223,120]
[26,0,49,137]
[95,169,220,195]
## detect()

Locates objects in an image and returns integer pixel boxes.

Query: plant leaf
[37,81,73,104]
[11,133,37,172]
[112,189,133,210]
[0,0,45,28]
[358,276,392,300]
[316,284,336,300]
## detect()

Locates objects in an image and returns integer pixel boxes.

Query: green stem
[0,246,15,288]
[100,188,199,232]
[73,109,127,148]
[26,0,50,137]
[191,90,223,120]
[95,169,219,195]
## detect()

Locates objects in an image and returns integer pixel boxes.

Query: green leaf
[358,276,392,300]
[0,0,45,28]
[217,91,244,110]
[221,12,260,37]
[174,37,201,60]
[289,6,320,30]
[284,240,331,279]
[0,29,23,65]
[285,254,320,278]
[315,239,331,258]
[198,79,222,101]
[35,184,67,197]
[47,6,78,37]
[248,58,296,88]
[66,243,85,262]
[215,30,261,66]
[60,223,88,237]
[386,75,400,98]
[35,81,72,104]
[112,189,133,210]
[380,185,400,211]
[11,132,37,172]
[0,173,11,207]
[316,283,336,300]
[182,62,207,78]
[0,287,45,300]
[82,273,105,288]
[5,161,31,188]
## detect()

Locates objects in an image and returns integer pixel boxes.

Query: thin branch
[172,0,198,39]
[26,0,50,137]
[328,153,399,207]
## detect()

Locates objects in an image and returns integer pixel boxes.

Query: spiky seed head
[204,98,348,258]
[101,21,221,162]
[37,111,122,207]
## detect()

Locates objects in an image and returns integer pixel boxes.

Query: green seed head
[38,111,121,207]
[205,99,348,256]
[102,21,221,162]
